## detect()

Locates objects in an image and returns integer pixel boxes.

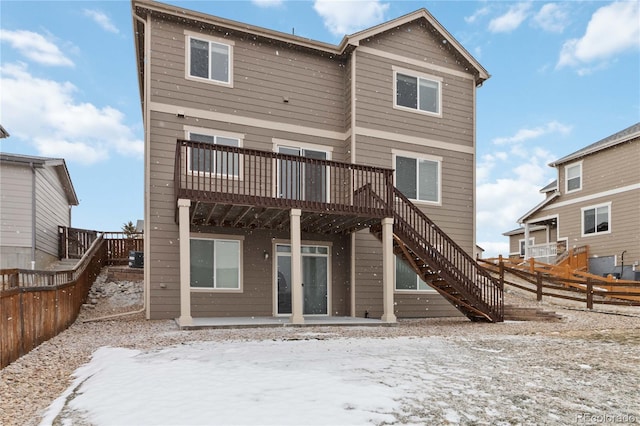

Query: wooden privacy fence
[1,237,107,369]
[479,257,640,309]
[103,232,144,265]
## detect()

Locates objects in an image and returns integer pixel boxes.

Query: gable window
[187,131,240,177]
[394,68,441,116]
[565,163,582,193]
[190,237,241,290]
[395,153,441,204]
[582,203,610,236]
[395,257,433,291]
[186,33,233,86]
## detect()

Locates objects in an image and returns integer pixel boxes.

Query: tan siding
[531,189,640,269]
[353,231,461,318]
[0,163,32,248]
[359,21,472,75]
[558,140,639,200]
[148,19,348,133]
[35,166,70,258]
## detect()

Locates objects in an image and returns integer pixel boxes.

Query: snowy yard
[2,271,639,426]
[41,329,640,425]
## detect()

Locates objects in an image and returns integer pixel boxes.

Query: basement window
[395,257,433,292]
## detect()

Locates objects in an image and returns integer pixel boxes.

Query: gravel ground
[1,269,639,426]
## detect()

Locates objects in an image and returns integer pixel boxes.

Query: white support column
[290,209,304,324]
[177,198,192,327]
[380,217,397,323]
[524,222,531,260]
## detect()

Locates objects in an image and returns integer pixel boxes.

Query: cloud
[557,1,640,70]
[0,29,74,67]
[492,121,572,145]
[533,3,569,33]
[488,2,532,33]
[0,63,142,164]
[251,0,284,7]
[464,6,490,24]
[83,9,120,34]
[313,0,389,36]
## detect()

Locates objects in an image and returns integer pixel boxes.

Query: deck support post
[380,217,397,323]
[290,209,304,324]
[177,198,193,327]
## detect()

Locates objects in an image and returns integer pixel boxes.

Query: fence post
[499,257,505,290]
[536,272,543,302]
[586,279,593,310]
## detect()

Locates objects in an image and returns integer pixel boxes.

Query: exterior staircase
[371,187,503,322]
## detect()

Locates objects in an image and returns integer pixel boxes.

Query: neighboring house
[132,0,502,324]
[0,153,79,269]
[506,122,640,279]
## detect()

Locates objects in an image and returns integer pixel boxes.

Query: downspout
[350,49,357,317]
[84,11,150,323]
[30,163,36,269]
[133,10,152,320]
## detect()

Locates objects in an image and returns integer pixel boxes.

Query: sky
[37,333,636,425]
[1,0,639,257]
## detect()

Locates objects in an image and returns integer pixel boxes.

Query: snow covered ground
[1,269,638,426]
[40,330,640,425]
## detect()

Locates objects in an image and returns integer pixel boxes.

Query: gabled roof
[0,125,9,139]
[132,0,489,84]
[539,179,557,193]
[0,152,79,206]
[550,122,640,167]
[517,191,560,224]
[503,225,547,237]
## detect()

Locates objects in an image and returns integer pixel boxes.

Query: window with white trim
[582,204,610,236]
[395,71,441,115]
[188,132,240,177]
[565,163,582,193]
[519,238,534,257]
[395,154,440,203]
[187,35,232,85]
[190,238,241,289]
[395,257,433,291]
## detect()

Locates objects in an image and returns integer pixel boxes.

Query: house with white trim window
[507,122,640,279]
[131,0,503,326]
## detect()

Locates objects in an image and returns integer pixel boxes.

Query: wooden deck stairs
[371,187,504,322]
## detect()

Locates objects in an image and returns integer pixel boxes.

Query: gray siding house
[132,0,503,325]
[508,122,640,279]
[0,153,78,269]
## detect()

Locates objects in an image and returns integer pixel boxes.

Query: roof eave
[549,128,640,167]
[345,8,490,84]
[517,191,560,224]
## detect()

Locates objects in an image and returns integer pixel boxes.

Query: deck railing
[174,140,394,217]
[103,232,144,265]
[392,188,503,321]
[58,226,98,259]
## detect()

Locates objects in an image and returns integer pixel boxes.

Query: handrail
[391,188,503,321]
[174,140,394,217]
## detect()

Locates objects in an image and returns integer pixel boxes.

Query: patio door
[276,244,329,315]
[277,146,328,202]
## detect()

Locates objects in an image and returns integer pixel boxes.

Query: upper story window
[565,162,582,193]
[582,203,610,236]
[394,151,441,204]
[393,67,442,116]
[186,128,242,177]
[186,31,233,86]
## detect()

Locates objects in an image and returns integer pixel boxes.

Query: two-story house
[132,0,502,326]
[506,122,640,279]
[0,152,79,269]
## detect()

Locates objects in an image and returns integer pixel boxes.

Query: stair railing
[391,188,503,321]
